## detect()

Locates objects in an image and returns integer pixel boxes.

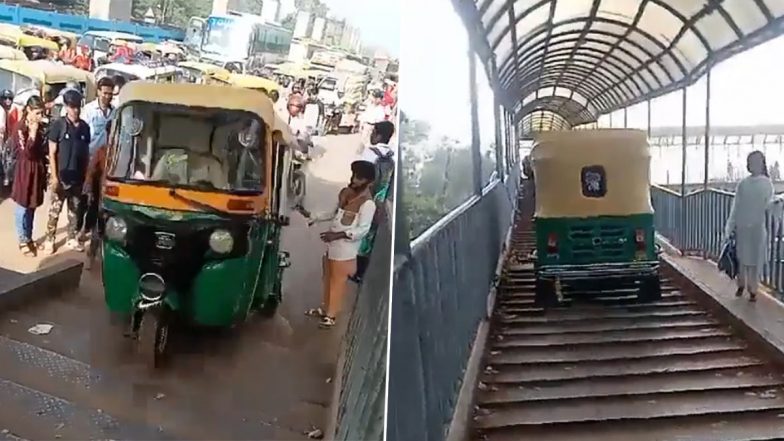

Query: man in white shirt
[352,121,396,283]
[358,91,387,149]
[77,76,115,241]
[298,160,377,328]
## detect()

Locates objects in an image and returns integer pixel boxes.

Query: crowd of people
[3,74,125,258]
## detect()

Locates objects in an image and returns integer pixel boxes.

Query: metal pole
[647,100,651,138]
[623,107,628,128]
[493,95,504,181]
[704,65,711,190]
[680,86,688,249]
[469,50,483,195]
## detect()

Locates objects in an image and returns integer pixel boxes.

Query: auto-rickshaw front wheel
[137,305,170,369]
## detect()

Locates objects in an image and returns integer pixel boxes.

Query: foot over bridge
[390,1,784,440]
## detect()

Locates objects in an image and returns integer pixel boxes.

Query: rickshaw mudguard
[102,242,140,314]
[191,257,254,327]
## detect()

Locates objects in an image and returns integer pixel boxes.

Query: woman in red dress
[10,96,47,256]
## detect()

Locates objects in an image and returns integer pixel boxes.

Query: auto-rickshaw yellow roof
[177,61,229,76]
[531,129,653,218]
[226,73,280,92]
[117,82,275,124]
[0,59,93,83]
[456,0,784,135]
[0,46,27,60]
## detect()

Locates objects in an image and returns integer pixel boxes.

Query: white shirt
[82,99,115,157]
[359,103,386,125]
[359,142,393,164]
[310,197,375,261]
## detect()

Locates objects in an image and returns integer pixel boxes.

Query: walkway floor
[0,134,365,440]
[661,252,784,357]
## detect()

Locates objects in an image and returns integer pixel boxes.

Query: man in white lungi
[724,151,782,301]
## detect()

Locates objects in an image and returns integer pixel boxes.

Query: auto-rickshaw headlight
[209,229,234,254]
[106,216,128,242]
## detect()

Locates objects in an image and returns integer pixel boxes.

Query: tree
[132,0,212,28]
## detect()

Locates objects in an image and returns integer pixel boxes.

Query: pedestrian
[9,95,47,256]
[83,120,111,269]
[1,89,14,186]
[41,89,90,254]
[300,160,377,328]
[79,76,115,241]
[724,150,782,302]
[352,121,396,283]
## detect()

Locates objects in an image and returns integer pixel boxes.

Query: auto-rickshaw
[0,46,27,61]
[101,82,301,368]
[221,73,281,104]
[0,59,95,100]
[177,61,231,84]
[0,29,59,60]
[531,129,661,307]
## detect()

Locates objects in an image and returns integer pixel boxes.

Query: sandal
[305,307,326,318]
[25,241,37,257]
[18,243,35,257]
[735,288,744,298]
[319,316,336,328]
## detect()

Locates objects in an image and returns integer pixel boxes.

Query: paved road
[0,134,365,440]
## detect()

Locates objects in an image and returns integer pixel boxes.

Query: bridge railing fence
[388,166,519,441]
[651,185,784,299]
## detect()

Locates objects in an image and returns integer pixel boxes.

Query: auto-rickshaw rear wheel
[137,306,170,369]
[637,275,662,303]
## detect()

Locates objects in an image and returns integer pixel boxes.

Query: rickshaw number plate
[154,232,176,250]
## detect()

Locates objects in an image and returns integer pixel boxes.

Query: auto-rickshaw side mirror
[128,117,144,136]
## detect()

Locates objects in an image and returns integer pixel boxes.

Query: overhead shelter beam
[455,0,784,136]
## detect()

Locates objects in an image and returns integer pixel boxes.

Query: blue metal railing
[388,167,519,441]
[0,4,184,42]
[651,185,784,298]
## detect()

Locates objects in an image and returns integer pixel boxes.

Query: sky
[322,0,400,57]
[399,0,784,148]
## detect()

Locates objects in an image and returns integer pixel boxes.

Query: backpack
[369,146,394,196]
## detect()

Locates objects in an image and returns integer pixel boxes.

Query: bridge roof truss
[456,0,784,135]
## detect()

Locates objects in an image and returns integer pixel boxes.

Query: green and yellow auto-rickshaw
[177,60,231,84]
[101,82,300,368]
[531,129,661,307]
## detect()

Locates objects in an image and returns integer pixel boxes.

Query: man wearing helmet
[298,160,377,328]
[42,89,90,253]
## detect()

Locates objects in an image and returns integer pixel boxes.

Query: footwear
[305,307,326,318]
[318,316,336,328]
[749,293,757,302]
[348,275,362,284]
[39,240,56,255]
[25,241,37,257]
[735,288,744,298]
[65,239,84,252]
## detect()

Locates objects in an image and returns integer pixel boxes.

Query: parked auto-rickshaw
[0,28,59,60]
[0,59,95,101]
[0,46,27,61]
[220,73,281,103]
[531,129,661,307]
[101,82,300,368]
[177,61,231,84]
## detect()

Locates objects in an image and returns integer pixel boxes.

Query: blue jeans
[14,203,35,244]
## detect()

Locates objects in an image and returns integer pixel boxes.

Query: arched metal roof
[454,0,784,133]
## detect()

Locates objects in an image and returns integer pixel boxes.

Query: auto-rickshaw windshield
[107,103,265,193]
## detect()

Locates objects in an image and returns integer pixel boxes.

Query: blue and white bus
[186,12,292,73]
